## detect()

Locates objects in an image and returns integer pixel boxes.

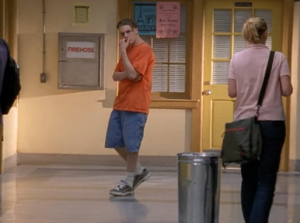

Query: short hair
[242,17,268,44]
[116,18,138,29]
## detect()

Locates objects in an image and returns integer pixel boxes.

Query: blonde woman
[228,17,293,223]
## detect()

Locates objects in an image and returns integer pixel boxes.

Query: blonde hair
[242,17,268,43]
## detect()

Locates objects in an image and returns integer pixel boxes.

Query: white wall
[3,107,18,160]
[17,0,191,157]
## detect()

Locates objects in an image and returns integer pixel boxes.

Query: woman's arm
[280,75,293,97]
[228,79,237,98]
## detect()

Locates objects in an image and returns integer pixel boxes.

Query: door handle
[58,60,68,62]
[202,90,212,95]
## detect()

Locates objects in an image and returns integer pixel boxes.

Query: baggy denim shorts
[105,110,148,153]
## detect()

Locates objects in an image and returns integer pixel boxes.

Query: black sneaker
[133,168,151,189]
[110,180,134,196]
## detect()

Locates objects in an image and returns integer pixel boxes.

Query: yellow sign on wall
[73,4,90,26]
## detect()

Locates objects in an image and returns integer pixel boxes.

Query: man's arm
[120,50,140,80]
[112,71,127,81]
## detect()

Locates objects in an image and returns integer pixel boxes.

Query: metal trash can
[177,152,221,223]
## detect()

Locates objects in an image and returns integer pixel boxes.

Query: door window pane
[255,10,272,33]
[234,9,251,33]
[213,62,230,85]
[266,37,272,50]
[214,10,232,33]
[213,35,231,59]
[234,35,247,54]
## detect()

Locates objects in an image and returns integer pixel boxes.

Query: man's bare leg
[114,148,150,190]
[115,148,144,175]
[127,152,139,173]
[125,152,139,188]
[114,148,137,188]
[115,148,127,161]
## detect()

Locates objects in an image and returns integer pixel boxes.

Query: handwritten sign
[66,42,96,58]
[156,2,180,38]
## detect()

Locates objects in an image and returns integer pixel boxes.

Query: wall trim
[18,153,178,168]
[290,160,300,172]
[150,99,199,109]
[14,153,300,173]
[3,153,17,172]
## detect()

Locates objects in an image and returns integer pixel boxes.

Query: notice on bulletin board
[156,2,180,38]
[134,3,156,36]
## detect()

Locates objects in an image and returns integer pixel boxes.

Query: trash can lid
[177,152,221,161]
[177,152,220,158]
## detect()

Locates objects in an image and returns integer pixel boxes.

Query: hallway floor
[0,165,299,223]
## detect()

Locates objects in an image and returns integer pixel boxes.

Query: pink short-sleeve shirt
[228,44,290,121]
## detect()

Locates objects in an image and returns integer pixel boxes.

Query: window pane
[180,5,186,33]
[214,10,231,33]
[213,35,231,59]
[170,35,186,63]
[169,65,185,93]
[141,36,151,46]
[153,38,168,63]
[234,9,251,33]
[213,62,230,85]
[234,35,247,54]
[255,10,272,33]
[266,36,272,50]
[152,64,168,92]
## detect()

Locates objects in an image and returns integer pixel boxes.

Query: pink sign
[156,2,180,38]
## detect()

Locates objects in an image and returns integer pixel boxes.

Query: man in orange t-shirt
[105,18,155,196]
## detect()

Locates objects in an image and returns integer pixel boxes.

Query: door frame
[193,0,294,171]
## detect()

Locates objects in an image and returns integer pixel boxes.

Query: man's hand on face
[119,38,129,51]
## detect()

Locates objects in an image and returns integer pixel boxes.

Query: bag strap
[256,51,275,117]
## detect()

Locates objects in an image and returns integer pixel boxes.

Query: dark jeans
[240,121,286,223]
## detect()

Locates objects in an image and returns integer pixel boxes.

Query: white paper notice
[67,42,96,58]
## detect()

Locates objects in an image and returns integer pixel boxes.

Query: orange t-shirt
[113,42,155,114]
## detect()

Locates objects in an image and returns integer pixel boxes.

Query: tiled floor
[0,165,300,223]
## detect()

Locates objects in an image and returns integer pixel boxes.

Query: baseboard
[17,153,178,168]
[290,160,300,172]
[16,153,300,172]
[3,153,17,172]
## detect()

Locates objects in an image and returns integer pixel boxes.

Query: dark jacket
[0,40,8,123]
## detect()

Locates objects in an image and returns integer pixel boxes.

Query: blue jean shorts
[105,110,148,153]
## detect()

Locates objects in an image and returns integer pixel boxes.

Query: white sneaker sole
[109,190,134,196]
